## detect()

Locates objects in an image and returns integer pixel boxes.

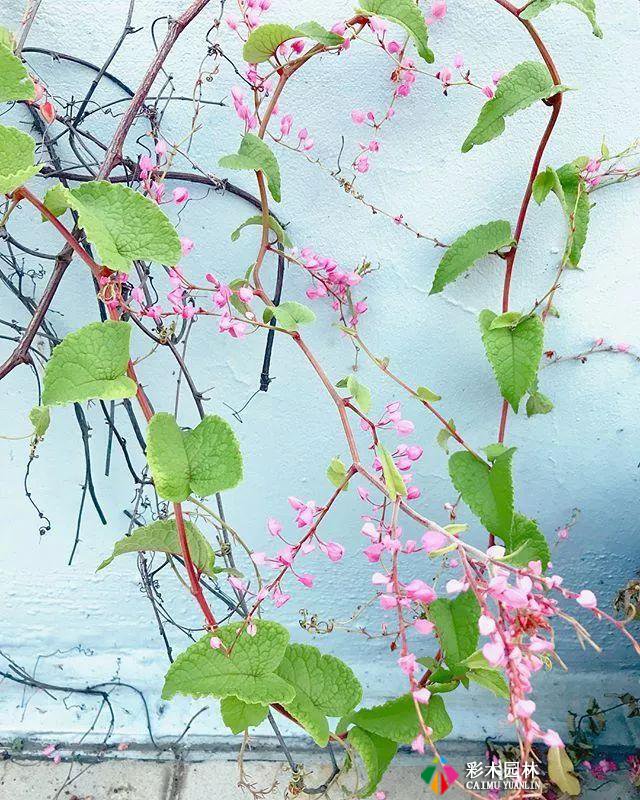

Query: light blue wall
[1,0,639,744]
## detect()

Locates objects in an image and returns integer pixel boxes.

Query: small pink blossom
[482,85,495,99]
[478,614,496,635]
[411,734,425,754]
[397,652,417,676]
[351,110,366,125]
[413,688,432,704]
[453,52,464,69]
[210,636,222,649]
[414,618,435,635]
[322,541,345,562]
[172,187,189,204]
[576,589,597,609]
[180,237,194,256]
[422,529,447,552]
[515,699,536,719]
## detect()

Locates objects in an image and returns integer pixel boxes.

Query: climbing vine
[1,1,639,798]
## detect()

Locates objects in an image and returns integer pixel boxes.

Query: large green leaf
[358,0,433,63]
[242,22,343,63]
[500,512,550,570]
[219,134,281,202]
[230,214,292,247]
[97,518,217,576]
[43,181,181,271]
[466,668,510,699]
[220,696,269,734]
[42,321,136,406]
[347,726,397,797]
[377,444,407,501]
[0,125,41,195]
[146,412,243,503]
[448,448,515,538]
[462,61,567,152]
[428,591,480,666]
[479,310,544,412]
[276,644,362,746]
[430,221,513,294]
[0,43,35,102]
[162,620,295,705]
[347,694,452,744]
[520,0,602,38]
[556,159,591,266]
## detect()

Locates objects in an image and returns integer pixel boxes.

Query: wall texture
[1,0,639,747]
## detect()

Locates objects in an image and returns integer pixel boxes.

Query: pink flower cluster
[296,247,366,323]
[226,0,271,34]
[138,139,190,206]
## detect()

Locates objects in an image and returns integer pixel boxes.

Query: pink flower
[438,67,452,85]
[363,542,385,562]
[446,579,466,595]
[374,793,386,800]
[430,0,447,20]
[482,85,495,99]
[576,589,597,609]
[414,618,434,635]
[210,636,222,649]
[482,639,505,666]
[616,342,631,352]
[492,69,505,85]
[413,688,432,704]
[238,286,254,303]
[42,744,56,757]
[543,729,564,748]
[251,552,267,565]
[172,187,189,204]
[411,734,425,754]
[247,621,257,636]
[297,573,314,588]
[398,653,417,676]
[478,615,496,635]
[380,594,398,609]
[405,579,437,604]
[322,541,345,562]
[280,114,293,136]
[355,155,370,174]
[267,517,282,537]
[395,419,415,436]
[453,52,464,69]
[515,699,536,719]
[272,587,291,607]
[155,139,168,156]
[422,530,447,552]
[180,237,194,256]
[351,110,366,125]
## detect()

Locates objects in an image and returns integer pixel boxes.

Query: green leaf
[556,159,591,266]
[220,697,269,734]
[520,0,602,38]
[489,311,522,329]
[42,183,73,219]
[29,406,50,437]
[0,43,35,102]
[146,412,243,503]
[479,310,544,412]
[327,456,349,488]
[532,165,564,205]
[0,125,41,195]
[436,419,456,454]
[0,27,16,51]
[162,620,295,705]
[347,694,452,744]
[448,447,515,537]
[467,668,510,699]
[500,512,551,570]
[230,214,292,248]
[43,181,181,271]
[347,727,397,797]
[295,21,345,46]
[97,518,217,576]
[377,444,406,500]
[275,644,362,746]
[430,221,513,294]
[219,134,281,202]
[416,385,441,402]
[462,61,567,152]
[267,300,315,331]
[347,375,371,413]
[358,0,433,63]
[42,321,136,406]
[526,390,554,417]
[242,22,343,63]
[428,590,480,666]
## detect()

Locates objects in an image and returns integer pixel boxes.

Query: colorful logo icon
[420,757,459,795]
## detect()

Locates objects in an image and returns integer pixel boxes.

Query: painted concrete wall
[1,0,639,746]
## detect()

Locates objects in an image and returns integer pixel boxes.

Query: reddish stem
[174,502,218,629]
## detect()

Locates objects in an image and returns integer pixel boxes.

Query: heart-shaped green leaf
[97,518,218,576]
[146,412,243,503]
[29,406,50,437]
[162,620,295,705]
[358,0,433,63]
[520,0,602,38]
[0,125,41,195]
[346,694,452,744]
[0,43,35,101]
[430,221,513,295]
[220,696,269,734]
[275,643,362,746]
[428,590,480,666]
[219,134,281,202]
[242,22,343,63]
[462,61,568,152]
[500,512,550,570]
[42,321,136,406]
[479,310,544,412]
[42,181,181,271]
[448,447,515,537]
[347,726,397,797]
